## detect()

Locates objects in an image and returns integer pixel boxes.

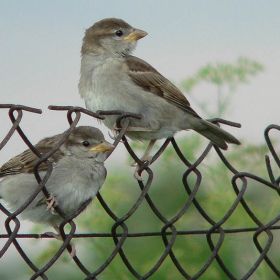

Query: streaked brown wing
[126,56,200,118]
[0,135,64,177]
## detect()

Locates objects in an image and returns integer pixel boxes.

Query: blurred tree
[181,57,264,117]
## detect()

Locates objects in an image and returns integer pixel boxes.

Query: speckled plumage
[79,18,240,150]
[0,126,114,227]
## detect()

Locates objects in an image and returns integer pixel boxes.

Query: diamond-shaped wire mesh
[0,104,279,279]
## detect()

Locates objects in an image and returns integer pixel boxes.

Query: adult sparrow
[0,126,114,239]
[78,18,240,173]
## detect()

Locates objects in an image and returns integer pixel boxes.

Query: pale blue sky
[0,1,280,163]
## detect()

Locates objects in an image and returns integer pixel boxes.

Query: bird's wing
[126,56,201,118]
[0,137,64,177]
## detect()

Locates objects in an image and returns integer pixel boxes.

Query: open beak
[90,141,115,153]
[124,29,148,41]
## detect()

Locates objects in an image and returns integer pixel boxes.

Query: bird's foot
[133,166,143,181]
[68,243,77,258]
[108,130,117,140]
[44,230,77,258]
[44,231,61,239]
[130,155,152,167]
[132,155,153,180]
[108,126,122,141]
[45,194,58,215]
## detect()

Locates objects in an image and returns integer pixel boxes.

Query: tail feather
[193,119,241,150]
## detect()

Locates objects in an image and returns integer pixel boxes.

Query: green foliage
[182,57,264,91]
[181,57,264,117]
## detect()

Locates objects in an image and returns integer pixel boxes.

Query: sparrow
[0,126,114,236]
[78,18,240,175]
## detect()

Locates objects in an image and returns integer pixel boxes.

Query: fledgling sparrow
[0,126,114,236]
[78,18,240,175]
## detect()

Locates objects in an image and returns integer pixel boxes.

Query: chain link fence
[0,104,279,279]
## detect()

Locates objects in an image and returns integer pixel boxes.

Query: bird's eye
[82,141,90,147]
[115,30,123,37]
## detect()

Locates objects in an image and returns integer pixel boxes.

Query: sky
[0,0,280,164]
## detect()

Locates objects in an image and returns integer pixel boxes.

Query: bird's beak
[90,141,115,153]
[124,29,148,41]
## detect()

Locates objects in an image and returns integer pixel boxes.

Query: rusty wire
[0,104,279,279]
